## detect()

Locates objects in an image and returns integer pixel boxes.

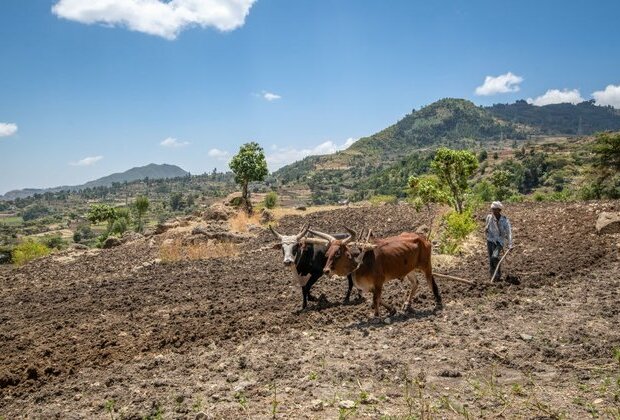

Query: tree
[408,175,451,235]
[87,204,117,226]
[170,192,184,211]
[592,131,620,172]
[490,170,513,201]
[430,147,478,213]
[229,142,269,212]
[134,196,149,233]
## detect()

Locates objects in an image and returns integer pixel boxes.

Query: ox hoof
[307,294,318,302]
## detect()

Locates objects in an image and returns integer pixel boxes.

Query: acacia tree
[430,147,478,213]
[229,142,268,212]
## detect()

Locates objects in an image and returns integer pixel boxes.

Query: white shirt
[485,214,513,248]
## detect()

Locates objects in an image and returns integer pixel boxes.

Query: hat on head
[491,201,503,210]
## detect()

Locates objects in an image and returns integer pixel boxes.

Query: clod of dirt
[438,370,462,378]
[339,400,356,409]
[310,399,324,411]
[596,212,620,234]
[102,237,122,249]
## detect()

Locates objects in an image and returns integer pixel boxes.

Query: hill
[276,99,525,185]
[487,99,620,135]
[274,98,620,203]
[1,163,189,200]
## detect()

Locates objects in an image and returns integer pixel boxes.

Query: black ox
[269,225,357,309]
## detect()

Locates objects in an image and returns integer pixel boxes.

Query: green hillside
[275,98,526,185]
[487,100,620,135]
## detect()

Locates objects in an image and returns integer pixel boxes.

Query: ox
[269,225,357,310]
[311,228,442,317]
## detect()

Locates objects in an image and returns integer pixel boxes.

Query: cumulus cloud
[526,89,584,106]
[161,137,190,148]
[70,156,103,166]
[592,84,620,108]
[0,123,18,137]
[263,91,281,101]
[52,0,256,40]
[208,148,230,160]
[266,137,358,170]
[475,72,523,96]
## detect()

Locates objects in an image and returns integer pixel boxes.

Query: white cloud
[161,137,190,148]
[52,0,256,40]
[70,156,103,166]
[592,84,620,108]
[263,91,281,101]
[475,72,523,96]
[266,137,358,170]
[0,123,18,137]
[526,89,584,106]
[208,148,230,160]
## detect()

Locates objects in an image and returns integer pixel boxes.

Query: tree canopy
[430,147,478,213]
[230,142,269,210]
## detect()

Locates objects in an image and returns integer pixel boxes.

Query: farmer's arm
[505,218,513,248]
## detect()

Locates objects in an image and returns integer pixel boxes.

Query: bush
[42,234,66,250]
[22,204,51,221]
[369,194,398,205]
[13,240,50,266]
[73,224,94,243]
[264,191,278,209]
[439,210,477,255]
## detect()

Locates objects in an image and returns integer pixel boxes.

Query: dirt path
[1,201,619,419]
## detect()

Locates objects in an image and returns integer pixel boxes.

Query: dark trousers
[487,241,503,281]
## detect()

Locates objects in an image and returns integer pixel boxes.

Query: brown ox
[311,229,442,317]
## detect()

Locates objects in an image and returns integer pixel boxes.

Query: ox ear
[272,243,282,250]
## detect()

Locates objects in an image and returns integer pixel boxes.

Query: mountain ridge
[1,163,189,200]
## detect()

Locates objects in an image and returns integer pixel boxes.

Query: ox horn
[308,229,336,243]
[342,226,357,245]
[295,223,310,240]
[269,224,283,240]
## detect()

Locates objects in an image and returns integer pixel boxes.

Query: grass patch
[369,194,398,205]
[0,216,23,226]
[228,211,261,232]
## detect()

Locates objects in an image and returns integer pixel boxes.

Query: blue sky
[1,0,619,194]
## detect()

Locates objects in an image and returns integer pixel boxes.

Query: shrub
[42,234,66,250]
[369,194,398,205]
[73,224,94,243]
[264,191,278,209]
[13,240,50,266]
[439,210,477,255]
[22,204,51,221]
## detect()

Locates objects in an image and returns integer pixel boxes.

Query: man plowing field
[485,201,514,282]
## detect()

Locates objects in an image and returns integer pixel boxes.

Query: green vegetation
[12,240,50,266]
[22,203,52,221]
[264,191,278,209]
[369,194,398,205]
[488,99,620,135]
[230,142,269,212]
[581,131,620,199]
[440,210,477,254]
[430,147,479,213]
[134,196,149,232]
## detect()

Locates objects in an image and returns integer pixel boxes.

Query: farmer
[485,201,513,281]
